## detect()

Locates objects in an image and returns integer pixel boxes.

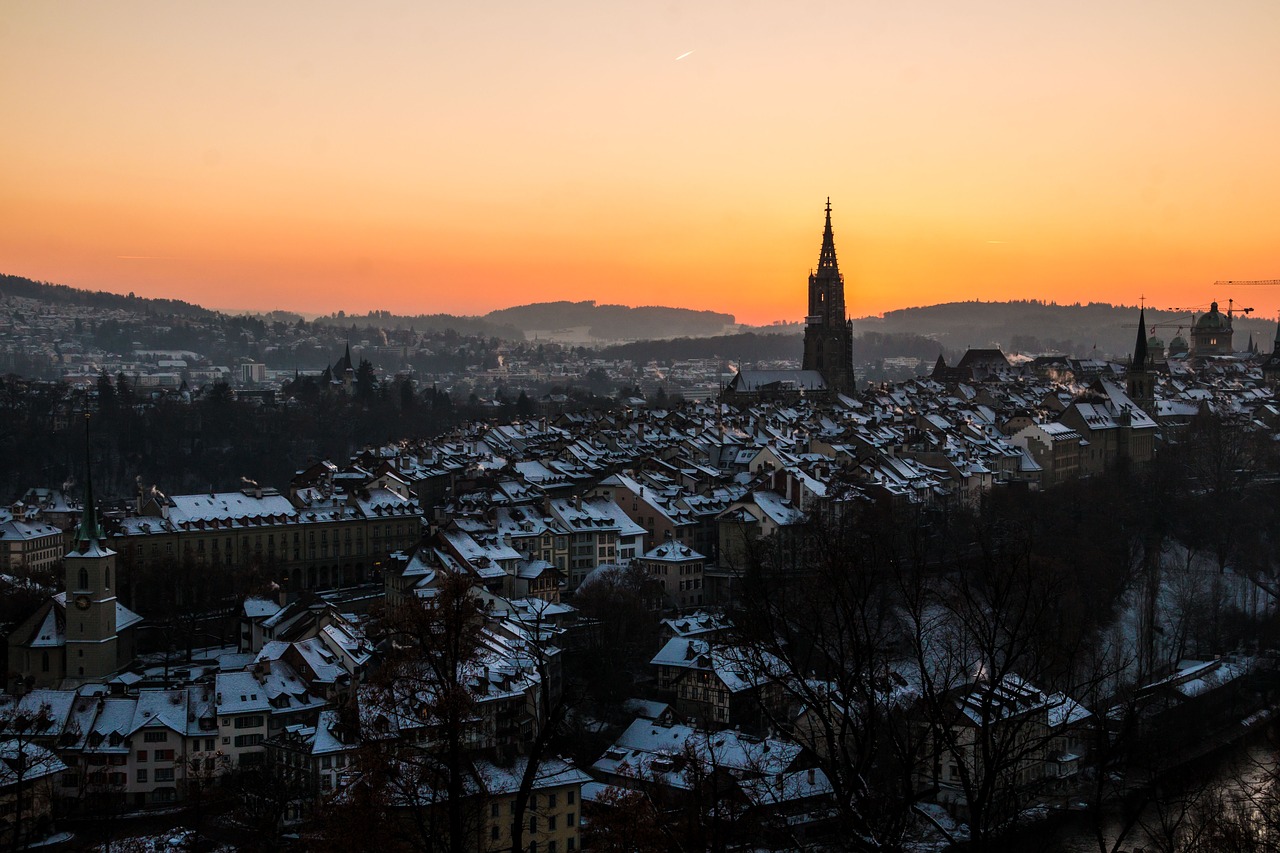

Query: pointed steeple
[73,414,105,552]
[816,197,839,273]
[1132,306,1148,369]
[1274,313,1280,352]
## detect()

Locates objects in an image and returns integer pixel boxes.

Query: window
[234,716,264,729]
[530,816,538,833]
[136,769,148,783]
[549,815,557,831]
[156,768,175,782]
[154,749,175,761]
[491,826,500,841]
[41,651,49,672]
[491,803,500,818]
[137,751,147,763]
[104,567,110,587]
[566,790,575,805]
[321,756,332,769]
[234,734,264,748]
[78,567,89,590]
[205,738,215,752]
[144,731,168,743]
[567,839,575,852]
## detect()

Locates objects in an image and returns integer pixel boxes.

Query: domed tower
[1191,302,1233,357]
[1147,332,1166,365]
[801,199,856,394]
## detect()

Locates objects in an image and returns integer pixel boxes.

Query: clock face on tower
[74,595,91,611]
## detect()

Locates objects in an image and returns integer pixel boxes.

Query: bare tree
[334,569,489,853]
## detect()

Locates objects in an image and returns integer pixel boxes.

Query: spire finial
[816,198,838,273]
[74,413,105,551]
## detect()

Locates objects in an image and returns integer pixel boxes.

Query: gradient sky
[3,1,1280,325]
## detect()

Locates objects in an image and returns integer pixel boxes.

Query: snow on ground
[92,831,235,852]
[1099,540,1276,691]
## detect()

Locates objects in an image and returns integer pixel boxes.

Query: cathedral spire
[816,197,839,273]
[1132,305,1148,369]
[73,414,105,552]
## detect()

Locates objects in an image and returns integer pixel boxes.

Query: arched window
[78,567,89,590]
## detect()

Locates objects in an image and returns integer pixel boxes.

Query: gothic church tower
[1126,306,1156,417]
[802,200,856,394]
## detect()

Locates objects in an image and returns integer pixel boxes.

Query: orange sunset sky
[3,1,1280,326]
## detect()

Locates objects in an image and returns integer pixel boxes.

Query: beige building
[114,485,421,596]
[476,757,589,853]
[639,540,704,610]
[1010,422,1084,487]
[0,519,64,575]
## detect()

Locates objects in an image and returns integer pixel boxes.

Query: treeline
[0,273,216,320]
[312,310,523,340]
[486,300,735,340]
[598,330,951,366]
[0,374,600,502]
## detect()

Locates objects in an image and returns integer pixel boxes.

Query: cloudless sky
[3,1,1279,325]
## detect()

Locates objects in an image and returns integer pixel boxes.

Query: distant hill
[857,299,1277,361]
[485,301,735,341]
[0,273,217,320]
[310,309,523,340]
[3,275,1273,359]
[312,301,735,342]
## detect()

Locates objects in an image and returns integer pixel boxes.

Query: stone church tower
[1126,306,1156,417]
[64,424,120,682]
[802,200,856,394]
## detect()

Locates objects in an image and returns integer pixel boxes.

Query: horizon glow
[3,1,1279,326]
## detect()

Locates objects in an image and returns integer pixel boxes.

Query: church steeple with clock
[63,417,120,682]
[6,418,140,692]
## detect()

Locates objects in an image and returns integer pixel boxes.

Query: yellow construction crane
[1215,279,1280,286]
